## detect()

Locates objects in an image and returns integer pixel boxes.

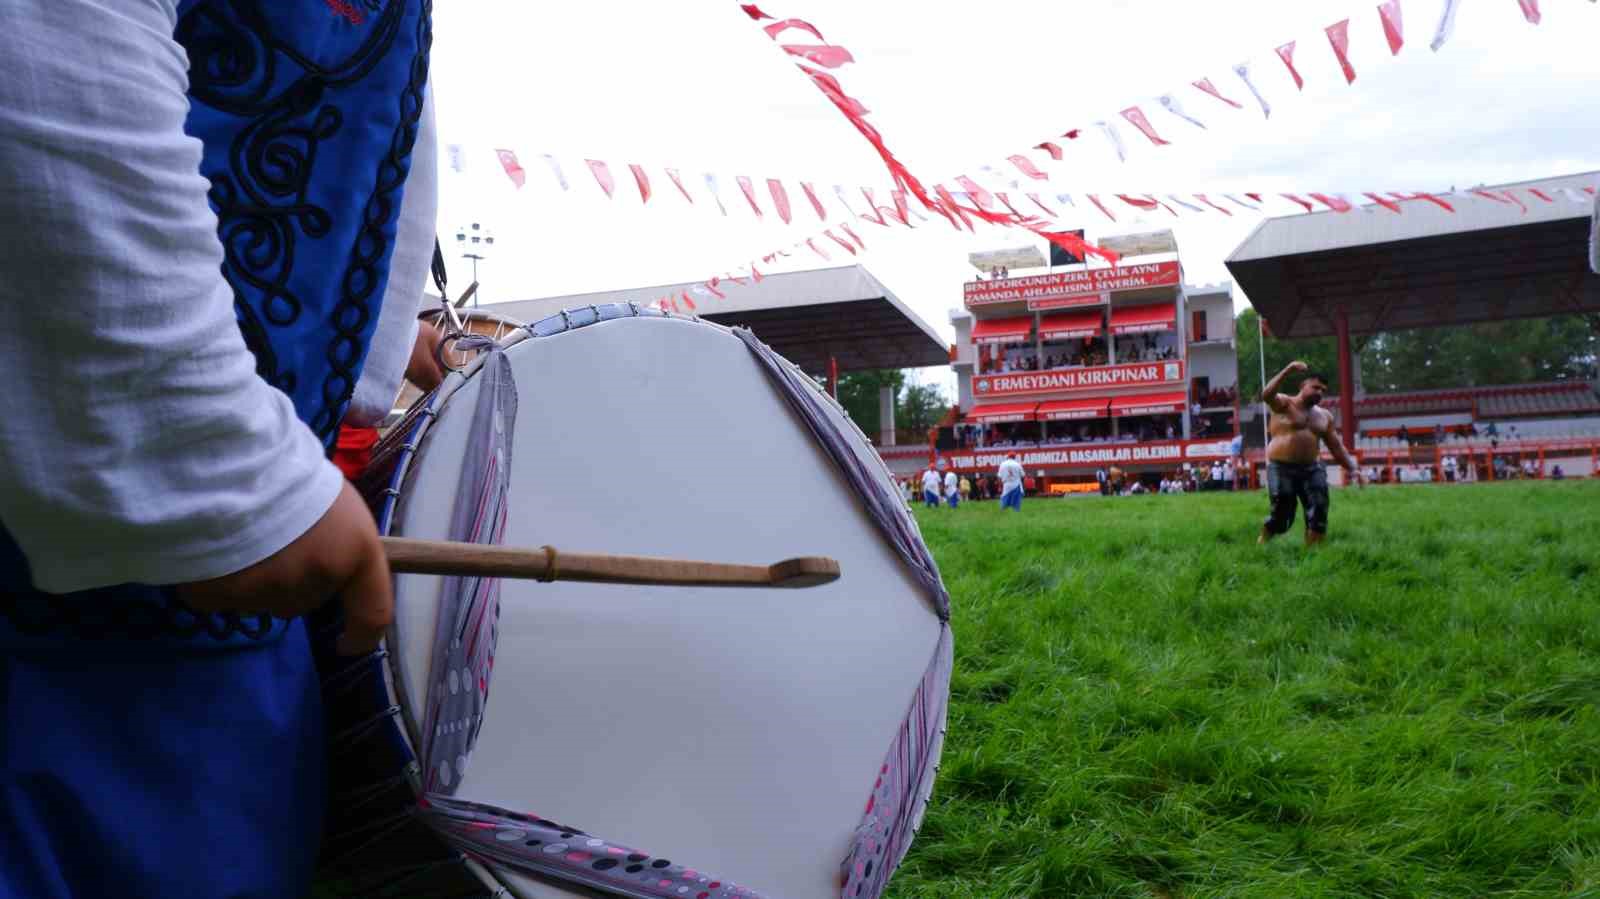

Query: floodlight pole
[1257,314,1270,448]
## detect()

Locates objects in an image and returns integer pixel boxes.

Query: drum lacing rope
[320,648,388,698]
[320,809,420,874]
[331,704,403,751]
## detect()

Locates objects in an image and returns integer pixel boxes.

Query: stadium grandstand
[1229,171,1600,484]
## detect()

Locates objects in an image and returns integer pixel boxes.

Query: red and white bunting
[495,149,526,189]
[1326,20,1356,84]
[1378,0,1405,55]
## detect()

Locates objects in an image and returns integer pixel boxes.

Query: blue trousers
[924,490,940,508]
[1001,487,1023,510]
[0,623,325,899]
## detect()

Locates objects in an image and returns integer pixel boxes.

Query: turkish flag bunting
[860,187,887,225]
[1086,194,1117,221]
[703,281,725,299]
[783,44,854,69]
[1119,107,1170,146]
[934,185,975,232]
[681,291,696,311]
[1246,193,1265,204]
[764,18,825,41]
[1276,42,1305,90]
[995,192,1024,218]
[1392,191,1455,212]
[891,190,912,226]
[825,229,858,256]
[1378,0,1405,55]
[1026,193,1058,218]
[1281,193,1315,213]
[629,164,651,203]
[1195,194,1233,216]
[1527,188,1555,203]
[955,176,997,210]
[1035,142,1064,160]
[666,168,694,203]
[740,4,772,20]
[495,149,526,189]
[841,222,866,250]
[800,182,828,221]
[751,265,765,283]
[1326,20,1356,84]
[806,238,830,261]
[768,179,793,224]
[736,176,764,218]
[1473,189,1527,213]
[586,159,616,198]
[1309,193,1353,213]
[1007,154,1049,181]
[1518,0,1541,24]
[1364,192,1404,213]
[1117,194,1160,211]
[1192,77,1244,109]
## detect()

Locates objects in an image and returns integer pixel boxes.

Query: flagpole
[1258,313,1270,447]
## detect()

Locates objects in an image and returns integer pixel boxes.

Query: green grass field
[888,481,1600,899]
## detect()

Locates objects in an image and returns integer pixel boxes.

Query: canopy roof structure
[1226,172,1600,340]
[483,265,948,376]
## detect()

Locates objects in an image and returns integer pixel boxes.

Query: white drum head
[386,314,945,899]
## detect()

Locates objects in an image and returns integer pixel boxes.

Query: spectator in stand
[1552,465,1566,481]
[1442,454,1458,483]
[997,452,1025,511]
[921,467,941,509]
[1398,425,1411,446]
[1210,460,1225,489]
[1221,459,1235,490]
[944,469,960,508]
[959,475,972,501]
[1434,423,1445,444]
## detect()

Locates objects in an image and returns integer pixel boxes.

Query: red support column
[827,355,839,398]
[1334,306,1357,453]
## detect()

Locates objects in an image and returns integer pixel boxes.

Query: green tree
[1235,308,1344,400]
[898,382,947,436]
[833,370,948,443]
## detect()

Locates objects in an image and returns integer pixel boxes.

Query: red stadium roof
[967,402,1038,423]
[1111,391,1188,416]
[971,316,1033,345]
[1038,309,1103,341]
[1109,303,1176,335]
[1037,397,1111,420]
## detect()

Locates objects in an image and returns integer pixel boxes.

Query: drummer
[1,3,441,896]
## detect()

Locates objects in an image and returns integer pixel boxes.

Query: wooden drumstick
[381,537,840,589]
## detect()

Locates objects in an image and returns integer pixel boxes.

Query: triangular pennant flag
[1158,94,1207,130]
[1234,62,1272,118]
[666,168,694,203]
[1086,193,1118,221]
[1007,154,1049,180]
[1167,194,1205,213]
[934,185,976,232]
[1054,193,1076,208]
[1379,0,1405,54]
[704,173,728,216]
[1281,193,1316,213]
[1094,120,1128,162]
[800,182,828,221]
[740,4,772,20]
[585,160,616,198]
[1224,193,1260,211]
[1035,142,1065,161]
[750,264,765,282]
[1193,77,1244,109]
[1196,194,1233,216]
[681,291,697,311]
[1430,0,1461,51]
[860,187,887,225]
[995,192,1025,218]
[1326,20,1356,84]
[783,44,855,69]
[1117,194,1161,211]
[1528,188,1555,203]
[1026,193,1058,218]
[1119,106,1170,146]
[825,229,857,256]
[495,149,526,189]
[955,176,998,210]
[840,222,866,251]
[1364,192,1404,213]
[1246,192,1265,203]
[628,164,651,203]
[1393,191,1455,212]
[768,178,793,224]
[736,176,764,218]
[702,282,724,300]
[1559,187,1590,204]
[764,17,825,40]
[891,190,912,226]
[1518,0,1541,24]
[1276,41,1306,90]
[447,144,466,173]
[538,153,568,190]
[1309,193,1354,212]
[832,185,859,218]
[805,238,830,261]
[1149,195,1179,217]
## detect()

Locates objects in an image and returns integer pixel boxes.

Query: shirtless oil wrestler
[1259,361,1364,546]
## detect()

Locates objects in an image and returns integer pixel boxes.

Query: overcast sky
[427,0,1600,388]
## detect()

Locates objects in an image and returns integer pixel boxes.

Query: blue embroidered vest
[0,0,432,651]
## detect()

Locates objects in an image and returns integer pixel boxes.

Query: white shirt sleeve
[0,0,344,592]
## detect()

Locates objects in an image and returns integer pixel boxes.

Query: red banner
[943,437,1234,472]
[963,261,1181,310]
[974,361,1186,398]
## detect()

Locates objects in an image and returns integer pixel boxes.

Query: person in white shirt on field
[944,470,961,508]
[920,467,942,509]
[997,452,1025,511]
